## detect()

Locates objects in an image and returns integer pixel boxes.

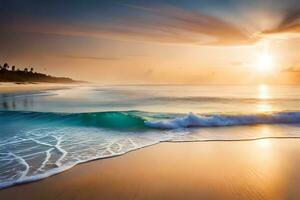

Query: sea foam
[145,112,300,129]
[1,110,300,189]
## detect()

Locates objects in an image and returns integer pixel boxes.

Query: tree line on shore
[0,63,35,73]
[0,62,76,83]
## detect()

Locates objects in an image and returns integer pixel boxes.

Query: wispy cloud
[230,61,248,67]
[121,4,258,45]
[282,66,300,73]
[6,2,300,46]
[4,4,259,46]
[62,54,150,61]
[262,7,300,37]
[63,55,122,61]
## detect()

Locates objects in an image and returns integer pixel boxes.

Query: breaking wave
[1,110,300,130]
[1,110,300,189]
[145,112,300,129]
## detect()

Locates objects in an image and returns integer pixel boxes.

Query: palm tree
[30,67,34,73]
[12,66,15,71]
[3,63,9,71]
[24,68,28,73]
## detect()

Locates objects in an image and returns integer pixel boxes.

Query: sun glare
[256,53,273,73]
[258,84,270,99]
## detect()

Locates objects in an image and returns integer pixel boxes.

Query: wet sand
[0,139,300,200]
[0,83,75,93]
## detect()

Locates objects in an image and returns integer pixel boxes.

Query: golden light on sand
[257,138,272,149]
[257,126,272,148]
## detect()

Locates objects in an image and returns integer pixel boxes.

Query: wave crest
[145,112,300,129]
[1,110,300,130]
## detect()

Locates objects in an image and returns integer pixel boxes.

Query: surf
[1,110,300,189]
[145,111,300,129]
[2,110,300,130]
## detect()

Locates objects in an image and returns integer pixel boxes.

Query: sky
[1,0,300,84]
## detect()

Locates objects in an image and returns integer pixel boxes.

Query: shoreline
[0,82,80,94]
[1,136,300,190]
[1,139,300,200]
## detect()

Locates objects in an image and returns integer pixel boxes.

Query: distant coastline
[0,63,81,84]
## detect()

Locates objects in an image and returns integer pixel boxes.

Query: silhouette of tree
[0,62,75,83]
[3,63,9,71]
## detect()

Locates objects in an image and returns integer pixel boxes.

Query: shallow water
[1,85,300,188]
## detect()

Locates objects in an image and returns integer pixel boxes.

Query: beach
[1,85,300,200]
[2,1,300,200]
[1,139,300,200]
[0,83,75,93]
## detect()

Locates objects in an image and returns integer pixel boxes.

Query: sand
[0,139,300,200]
[0,82,76,93]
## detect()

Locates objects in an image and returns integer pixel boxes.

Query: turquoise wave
[1,110,300,131]
[0,110,151,130]
[1,110,300,189]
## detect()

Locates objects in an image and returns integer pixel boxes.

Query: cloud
[121,5,258,45]
[282,66,300,73]
[230,61,248,66]
[4,5,259,46]
[63,55,122,61]
[262,8,300,36]
[62,54,150,61]
[10,2,300,45]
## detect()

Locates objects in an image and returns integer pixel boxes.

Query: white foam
[145,112,300,129]
[9,152,30,180]
[0,162,76,189]
[37,148,54,172]
[1,111,300,189]
[0,139,165,190]
[53,135,68,167]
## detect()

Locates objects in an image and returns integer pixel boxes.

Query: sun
[256,53,273,73]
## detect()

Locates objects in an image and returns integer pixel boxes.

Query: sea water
[1,85,300,188]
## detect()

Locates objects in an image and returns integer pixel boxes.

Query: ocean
[1,85,300,188]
